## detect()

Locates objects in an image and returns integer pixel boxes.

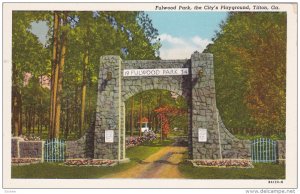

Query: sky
[31,12,228,59]
[146,12,228,59]
[31,21,48,45]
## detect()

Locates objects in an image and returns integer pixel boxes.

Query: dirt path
[104,146,187,178]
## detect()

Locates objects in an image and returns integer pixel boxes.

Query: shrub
[126,130,157,148]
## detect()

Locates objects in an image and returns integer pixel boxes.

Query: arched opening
[124,89,189,151]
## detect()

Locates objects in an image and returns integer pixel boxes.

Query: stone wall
[218,113,251,159]
[11,137,44,161]
[65,119,95,159]
[19,141,44,158]
[277,140,286,164]
[66,138,85,159]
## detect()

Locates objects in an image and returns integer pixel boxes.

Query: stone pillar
[11,137,22,158]
[277,140,286,164]
[94,56,124,160]
[191,52,221,159]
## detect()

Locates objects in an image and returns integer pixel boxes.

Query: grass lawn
[179,160,285,179]
[11,138,174,179]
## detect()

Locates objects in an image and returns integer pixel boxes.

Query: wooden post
[130,97,134,136]
[160,114,163,142]
[123,103,126,159]
[139,98,142,137]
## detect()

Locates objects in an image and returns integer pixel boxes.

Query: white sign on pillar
[105,130,114,143]
[198,128,207,142]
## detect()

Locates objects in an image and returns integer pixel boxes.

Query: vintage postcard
[2,2,298,191]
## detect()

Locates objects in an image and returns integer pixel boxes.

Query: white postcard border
[2,2,298,189]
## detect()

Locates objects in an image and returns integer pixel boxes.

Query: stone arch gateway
[66,52,252,161]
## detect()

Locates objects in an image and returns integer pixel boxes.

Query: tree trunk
[49,11,60,139]
[19,94,23,136]
[87,89,92,126]
[79,50,88,137]
[32,108,35,134]
[28,108,32,135]
[38,117,41,137]
[12,86,21,136]
[54,12,68,139]
[25,108,28,134]
[64,99,69,139]
[151,114,155,132]
[134,115,138,135]
[12,60,22,137]
[61,101,64,136]
[147,106,150,129]
[72,87,78,134]
[39,98,42,136]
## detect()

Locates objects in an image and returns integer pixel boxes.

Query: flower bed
[18,134,41,141]
[12,158,42,166]
[191,159,253,168]
[126,130,157,148]
[64,159,117,167]
[126,136,144,148]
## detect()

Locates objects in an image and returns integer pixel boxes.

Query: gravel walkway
[104,145,187,179]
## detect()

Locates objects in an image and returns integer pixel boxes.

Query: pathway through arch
[104,144,187,178]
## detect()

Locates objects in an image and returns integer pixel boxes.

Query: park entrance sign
[66,51,252,162]
[123,68,189,76]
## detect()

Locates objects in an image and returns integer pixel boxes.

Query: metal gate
[251,138,277,163]
[44,138,65,162]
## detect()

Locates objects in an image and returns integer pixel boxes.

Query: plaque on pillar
[105,130,114,143]
[198,128,207,142]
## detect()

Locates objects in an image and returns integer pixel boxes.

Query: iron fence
[251,138,277,163]
[44,138,65,162]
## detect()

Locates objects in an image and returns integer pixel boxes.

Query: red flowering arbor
[154,106,187,139]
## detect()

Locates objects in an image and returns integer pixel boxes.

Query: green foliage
[235,133,285,141]
[22,78,50,118]
[12,11,50,86]
[12,12,51,136]
[12,11,161,139]
[205,12,286,137]
[62,11,161,137]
